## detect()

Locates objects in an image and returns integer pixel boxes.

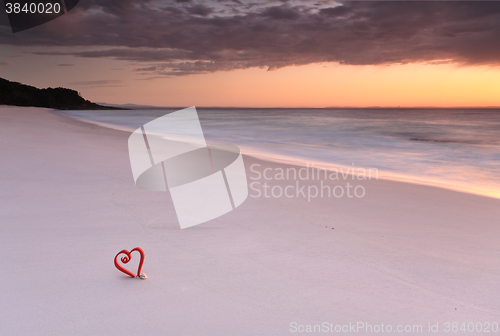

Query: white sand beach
[1,106,499,335]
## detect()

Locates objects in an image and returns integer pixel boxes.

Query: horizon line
[101,103,500,110]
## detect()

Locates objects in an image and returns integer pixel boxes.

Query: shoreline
[54,108,500,201]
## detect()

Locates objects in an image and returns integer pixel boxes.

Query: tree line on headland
[0,77,119,110]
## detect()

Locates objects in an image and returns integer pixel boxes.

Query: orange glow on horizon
[84,62,500,108]
[6,50,497,108]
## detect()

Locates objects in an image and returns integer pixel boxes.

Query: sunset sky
[1,0,500,107]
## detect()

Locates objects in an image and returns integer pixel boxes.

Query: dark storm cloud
[262,6,301,20]
[1,0,500,76]
[187,4,213,16]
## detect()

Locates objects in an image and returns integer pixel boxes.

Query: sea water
[60,108,500,199]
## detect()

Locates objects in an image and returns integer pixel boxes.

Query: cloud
[133,60,258,76]
[58,63,74,66]
[262,6,300,20]
[187,4,213,16]
[68,79,124,86]
[1,1,500,76]
[0,61,12,66]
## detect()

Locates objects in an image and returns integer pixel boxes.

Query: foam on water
[59,108,500,199]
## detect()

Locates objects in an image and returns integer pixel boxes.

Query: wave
[58,108,500,199]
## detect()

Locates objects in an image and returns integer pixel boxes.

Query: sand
[1,106,499,335]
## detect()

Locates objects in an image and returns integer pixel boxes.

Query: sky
[1,0,500,107]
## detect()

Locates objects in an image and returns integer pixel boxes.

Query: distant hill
[0,77,120,110]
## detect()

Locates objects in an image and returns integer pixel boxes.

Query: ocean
[59,108,500,199]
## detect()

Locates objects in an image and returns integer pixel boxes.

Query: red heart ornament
[114,247,145,278]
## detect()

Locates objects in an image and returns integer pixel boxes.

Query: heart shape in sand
[114,247,145,278]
